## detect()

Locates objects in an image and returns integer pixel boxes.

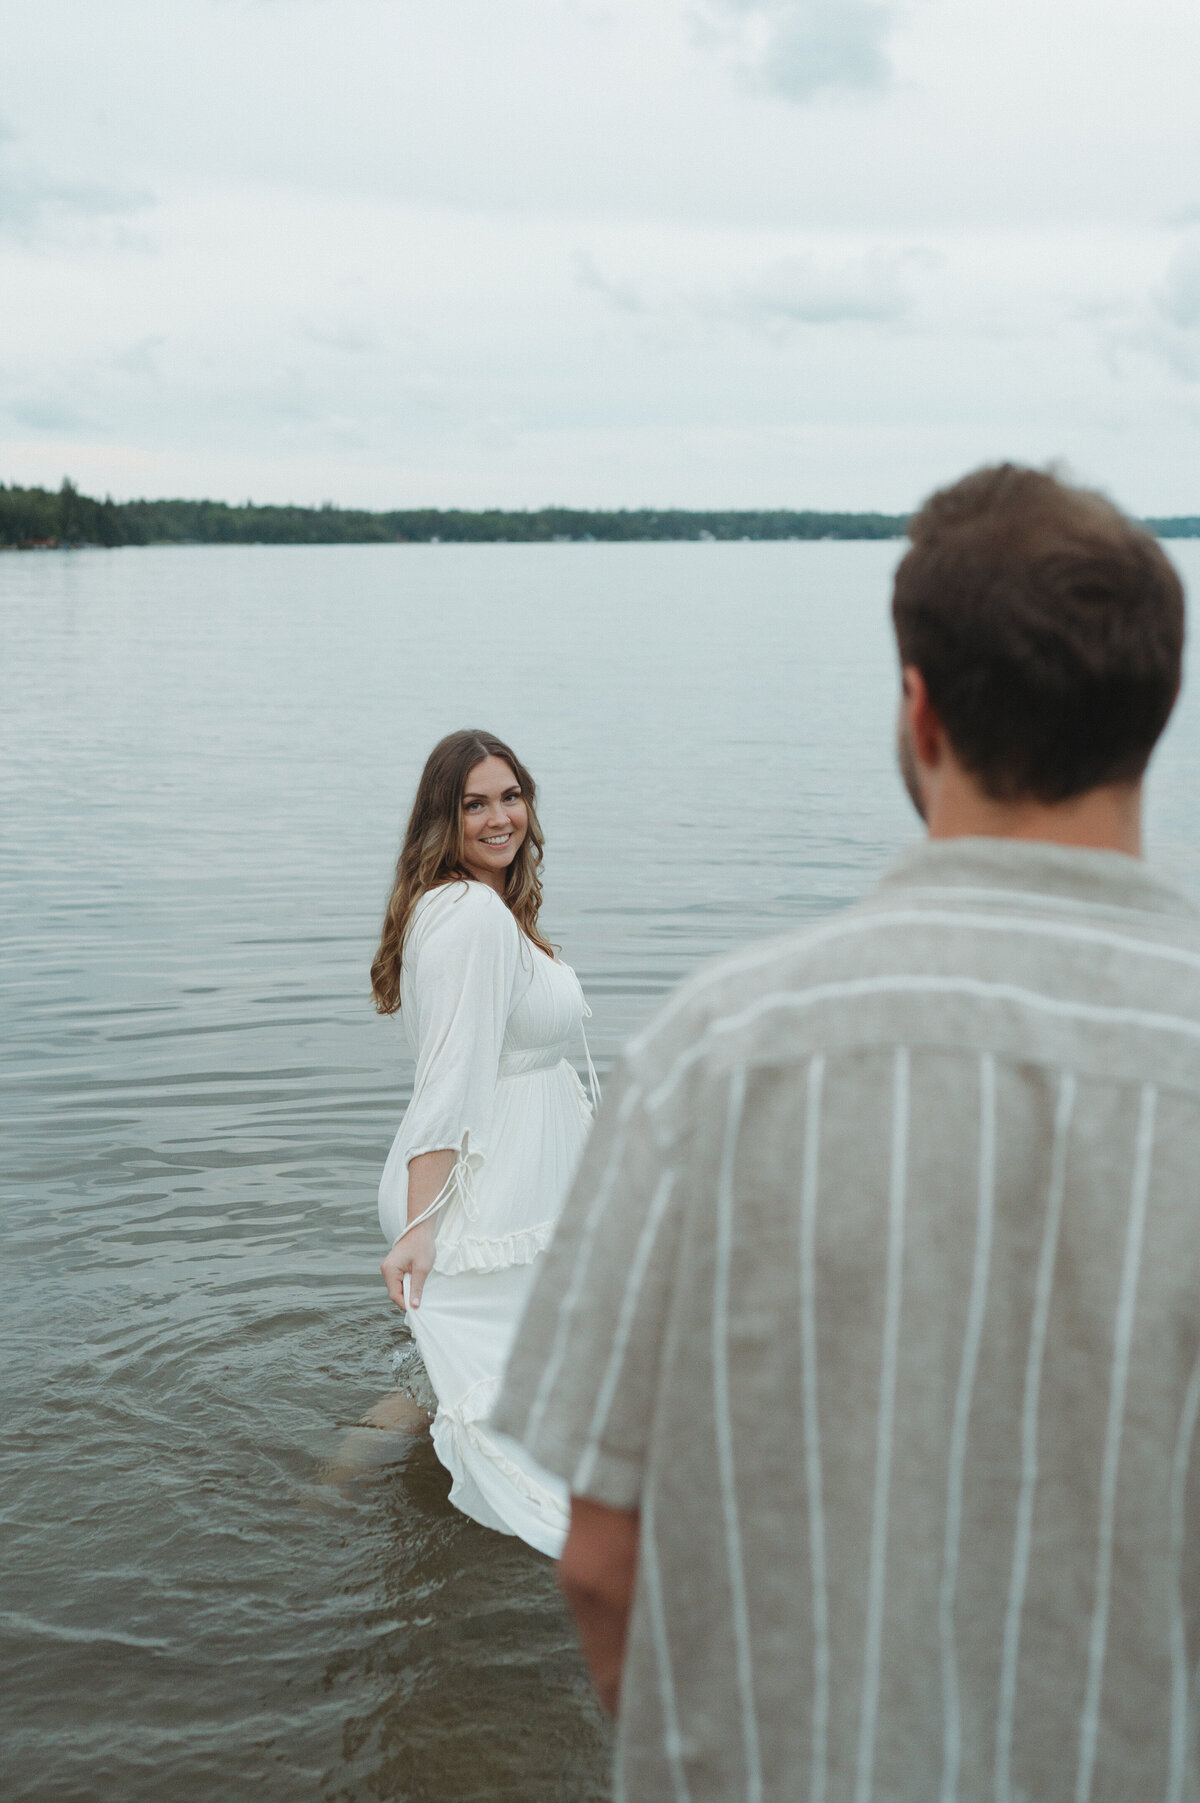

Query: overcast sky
[3,0,1199,511]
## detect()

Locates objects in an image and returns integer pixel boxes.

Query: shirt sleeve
[401,881,524,1174]
[492,1047,689,1511]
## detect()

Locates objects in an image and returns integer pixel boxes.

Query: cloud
[7,391,91,432]
[113,336,165,378]
[691,0,895,102]
[1156,234,1200,332]
[572,250,649,314]
[1099,233,1200,385]
[726,247,926,326]
[0,119,151,242]
[301,317,380,354]
[576,244,931,334]
[1123,232,1200,382]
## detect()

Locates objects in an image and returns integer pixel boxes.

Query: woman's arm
[380,1148,455,1310]
[379,886,523,1300]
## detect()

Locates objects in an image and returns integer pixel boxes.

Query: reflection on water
[3,540,1198,1801]
[322,1450,611,1803]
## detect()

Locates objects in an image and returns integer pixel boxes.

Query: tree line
[0,479,907,547]
[2,478,1198,549]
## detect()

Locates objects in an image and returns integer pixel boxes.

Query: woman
[371,730,596,1557]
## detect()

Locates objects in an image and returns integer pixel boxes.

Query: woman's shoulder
[409,880,518,944]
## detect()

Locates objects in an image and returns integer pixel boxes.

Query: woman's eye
[464,800,483,811]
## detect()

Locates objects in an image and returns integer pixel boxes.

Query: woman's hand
[383,1148,454,1311]
[381,1220,437,1311]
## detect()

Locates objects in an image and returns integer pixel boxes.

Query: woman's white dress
[378,880,594,1557]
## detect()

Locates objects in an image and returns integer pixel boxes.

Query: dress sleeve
[400,881,524,1189]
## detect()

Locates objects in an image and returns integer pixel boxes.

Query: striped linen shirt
[494,836,1200,1803]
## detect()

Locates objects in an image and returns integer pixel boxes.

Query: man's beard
[896,710,927,822]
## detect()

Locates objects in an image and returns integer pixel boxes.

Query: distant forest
[2,478,1199,549]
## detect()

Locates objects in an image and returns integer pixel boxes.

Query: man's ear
[901,666,945,768]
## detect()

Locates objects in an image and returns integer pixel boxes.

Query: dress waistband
[497,1041,572,1079]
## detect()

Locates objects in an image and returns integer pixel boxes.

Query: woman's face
[460,756,528,890]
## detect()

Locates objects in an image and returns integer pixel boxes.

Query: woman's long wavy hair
[370,729,552,1015]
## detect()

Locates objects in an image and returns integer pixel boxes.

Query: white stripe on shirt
[1167,1344,1200,1803]
[855,1048,910,1803]
[800,1054,830,1803]
[713,1063,763,1803]
[939,1053,997,1803]
[888,882,1191,921]
[571,1167,678,1495]
[1074,1086,1157,1803]
[640,1484,692,1803]
[995,1071,1077,1803]
[625,898,1200,1065]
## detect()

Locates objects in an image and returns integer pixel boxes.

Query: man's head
[892,465,1184,826]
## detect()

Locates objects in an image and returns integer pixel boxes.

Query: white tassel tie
[579,1001,601,1114]
[396,1148,480,1244]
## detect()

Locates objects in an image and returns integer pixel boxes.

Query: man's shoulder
[622,840,1200,1097]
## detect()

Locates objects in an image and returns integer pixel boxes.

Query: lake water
[4,540,1200,1802]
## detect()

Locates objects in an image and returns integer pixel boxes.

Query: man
[494,464,1200,1802]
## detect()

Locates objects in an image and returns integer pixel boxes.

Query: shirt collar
[874,834,1199,923]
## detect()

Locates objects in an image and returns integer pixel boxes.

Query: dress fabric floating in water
[378,880,594,1557]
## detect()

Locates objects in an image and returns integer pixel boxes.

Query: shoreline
[4,481,1198,549]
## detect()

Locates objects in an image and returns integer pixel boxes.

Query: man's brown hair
[892,464,1185,803]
